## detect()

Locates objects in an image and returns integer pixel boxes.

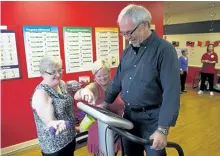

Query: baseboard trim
[1,139,39,156]
[0,134,88,156]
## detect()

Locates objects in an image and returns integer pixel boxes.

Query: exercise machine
[192,70,201,89]
[213,71,220,93]
[77,102,184,156]
[192,70,220,93]
[192,70,209,90]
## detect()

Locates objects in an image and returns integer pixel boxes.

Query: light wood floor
[7,87,220,156]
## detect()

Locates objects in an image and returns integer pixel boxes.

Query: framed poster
[0,30,21,80]
[23,26,60,78]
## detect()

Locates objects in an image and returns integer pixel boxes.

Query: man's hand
[149,130,167,150]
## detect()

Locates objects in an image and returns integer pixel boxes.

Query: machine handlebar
[110,126,184,156]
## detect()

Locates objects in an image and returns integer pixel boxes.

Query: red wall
[1,1,164,148]
[187,67,201,83]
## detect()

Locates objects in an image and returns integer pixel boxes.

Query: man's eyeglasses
[119,21,144,37]
[45,69,64,76]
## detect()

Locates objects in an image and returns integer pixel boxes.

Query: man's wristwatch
[157,127,169,135]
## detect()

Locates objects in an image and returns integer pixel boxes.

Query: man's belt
[125,103,161,112]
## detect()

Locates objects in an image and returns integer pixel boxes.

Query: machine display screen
[89,105,122,119]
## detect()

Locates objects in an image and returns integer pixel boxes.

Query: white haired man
[103,4,180,156]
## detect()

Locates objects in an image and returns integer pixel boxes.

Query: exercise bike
[77,102,184,156]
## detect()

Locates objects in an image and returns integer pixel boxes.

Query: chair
[192,71,201,89]
[192,70,209,90]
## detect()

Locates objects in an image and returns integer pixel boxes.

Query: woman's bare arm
[32,89,68,135]
[74,83,98,103]
[32,89,56,126]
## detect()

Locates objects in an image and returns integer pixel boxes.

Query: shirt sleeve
[201,53,206,61]
[104,57,123,104]
[215,53,218,63]
[158,43,180,127]
[179,57,182,70]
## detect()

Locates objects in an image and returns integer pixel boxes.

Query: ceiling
[164,1,220,15]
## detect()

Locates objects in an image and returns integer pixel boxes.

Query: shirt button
[127,90,129,93]
[134,65,136,67]
[129,77,132,79]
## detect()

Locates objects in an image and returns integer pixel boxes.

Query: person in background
[74,60,124,156]
[198,44,218,96]
[31,56,76,156]
[179,49,188,93]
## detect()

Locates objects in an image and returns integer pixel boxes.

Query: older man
[104,4,180,156]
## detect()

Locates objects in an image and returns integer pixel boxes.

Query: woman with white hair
[31,56,76,156]
[74,59,124,156]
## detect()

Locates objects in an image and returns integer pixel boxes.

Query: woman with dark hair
[198,44,218,96]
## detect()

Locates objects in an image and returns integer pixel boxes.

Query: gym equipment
[213,72,220,93]
[192,70,209,90]
[77,102,184,156]
[192,70,220,93]
[192,71,201,89]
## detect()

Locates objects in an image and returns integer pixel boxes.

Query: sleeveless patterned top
[31,83,75,154]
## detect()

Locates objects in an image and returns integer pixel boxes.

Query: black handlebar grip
[110,126,184,156]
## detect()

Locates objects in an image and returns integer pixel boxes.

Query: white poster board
[0,30,21,80]
[63,27,93,73]
[95,27,119,67]
[23,26,60,78]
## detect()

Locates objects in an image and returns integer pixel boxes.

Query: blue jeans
[122,107,167,156]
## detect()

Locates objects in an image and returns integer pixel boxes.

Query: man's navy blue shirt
[104,31,180,127]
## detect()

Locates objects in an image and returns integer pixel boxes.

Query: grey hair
[39,56,62,74]
[91,59,111,75]
[181,48,188,55]
[117,4,152,27]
